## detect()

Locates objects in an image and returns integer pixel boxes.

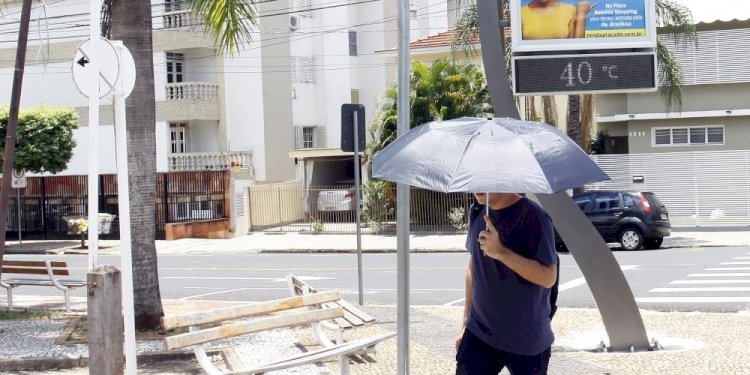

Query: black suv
[558,190,671,251]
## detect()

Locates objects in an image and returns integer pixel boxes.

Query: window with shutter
[652,126,724,147]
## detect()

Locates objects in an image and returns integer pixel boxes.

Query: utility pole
[0,0,34,275]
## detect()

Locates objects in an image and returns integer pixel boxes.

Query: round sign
[71,37,120,99]
[12,169,25,178]
[116,43,137,97]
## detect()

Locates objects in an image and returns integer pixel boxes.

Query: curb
[0,350,222,372]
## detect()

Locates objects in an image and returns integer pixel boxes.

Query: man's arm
[478,216,557,288]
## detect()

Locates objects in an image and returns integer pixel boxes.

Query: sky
[678,0,750,23]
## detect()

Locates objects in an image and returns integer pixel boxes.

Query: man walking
[456,192,558,375]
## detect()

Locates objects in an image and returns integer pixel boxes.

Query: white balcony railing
[162,9,198,29]
[168,151,255,176]
[165,82,219,101]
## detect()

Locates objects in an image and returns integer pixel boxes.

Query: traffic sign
[11,169,26,189]
[341,104,366,153]
[72,37,120,99]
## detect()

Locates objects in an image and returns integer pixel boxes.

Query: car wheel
[644,237,664,250]
[619,228,643,250]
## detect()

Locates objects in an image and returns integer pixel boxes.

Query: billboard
[511,0,656,52]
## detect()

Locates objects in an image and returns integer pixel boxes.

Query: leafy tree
[367,59,492,159]
[0,106,77,173]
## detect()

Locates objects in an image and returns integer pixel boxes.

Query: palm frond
[187,0,259,55]
[656,41,684,112]
[451,3,479,60]
[655,0,695,46]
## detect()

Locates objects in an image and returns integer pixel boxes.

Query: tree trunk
[111,0,164,329]
[580,94,595,154]
[524,96,537,121]
[542,96,558,127]
[567,94,585,194]
[566,94,582,147]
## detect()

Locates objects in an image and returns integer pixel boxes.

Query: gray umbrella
[373,117,609,193]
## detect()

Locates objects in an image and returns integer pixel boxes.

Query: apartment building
[0,0,458,185]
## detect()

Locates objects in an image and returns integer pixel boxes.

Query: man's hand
[455,325,466,352]
[478,216,510,260]
[576,0,598,19]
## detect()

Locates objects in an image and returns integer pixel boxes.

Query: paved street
[6,245,750,312]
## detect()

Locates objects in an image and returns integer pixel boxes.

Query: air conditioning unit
[289,15,300,31]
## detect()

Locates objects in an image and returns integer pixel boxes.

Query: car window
[623,194,636,208]
[593,192,621,212]
[573,193,592,211]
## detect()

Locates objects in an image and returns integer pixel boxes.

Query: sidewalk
[5,229,750,256]
[2,230,749,373]
[1,295,750,374]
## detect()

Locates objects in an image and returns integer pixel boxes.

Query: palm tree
[452,0,695,147]
[367,59,492,160]
[106,0,259,329]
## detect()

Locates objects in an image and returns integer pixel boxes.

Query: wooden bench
[286,274,388,372]
[0,260,86,312]
[161,290,394,375]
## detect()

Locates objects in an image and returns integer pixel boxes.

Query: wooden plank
[335,298,375,323]
[233,332,397,375]
[321,302,352,328]
[2,260,67,268]
[1,268,69,276]
[165,307,344,350]
[161,290,341,331]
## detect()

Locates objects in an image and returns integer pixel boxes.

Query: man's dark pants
[456,329,551,375]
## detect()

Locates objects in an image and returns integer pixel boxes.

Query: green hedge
[0,106,78,174]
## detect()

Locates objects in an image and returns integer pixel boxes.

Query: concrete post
[87,265,124,374]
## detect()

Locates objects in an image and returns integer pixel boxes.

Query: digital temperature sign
[513,52,656,95]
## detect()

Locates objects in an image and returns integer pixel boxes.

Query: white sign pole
[112,41,137,375]
[87,0,101,270]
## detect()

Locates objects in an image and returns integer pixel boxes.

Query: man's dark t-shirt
[465,197,557,356]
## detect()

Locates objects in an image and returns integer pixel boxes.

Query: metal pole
[112,42,137,375]
[397,0,411,373]
[0,0,33,272]
[16,189,22,245]
[354,112,364,306]
[87,0,102,270]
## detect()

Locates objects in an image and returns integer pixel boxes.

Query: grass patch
[0,309,65,320]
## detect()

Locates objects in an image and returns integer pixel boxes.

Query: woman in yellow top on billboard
[521,0,598,40]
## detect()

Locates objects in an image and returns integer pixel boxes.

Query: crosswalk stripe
[636,297,750,303]
[720,262,750,265]
[650,287,750,292]
[689,273,750,277]
[734,257,750,260]
[705,267,750,271]
[671,280,750,284]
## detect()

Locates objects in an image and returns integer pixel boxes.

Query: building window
[166,53,184,84]
[652,126,725,147]
[302,127,315,148]
[348,31,358,56]
[170,123,187,153]
[165,0,183,12]
[292,57,315,84]
[296,126,317,149]
[410,1,418,20]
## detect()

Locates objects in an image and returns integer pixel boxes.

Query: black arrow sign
[77,56,89,67]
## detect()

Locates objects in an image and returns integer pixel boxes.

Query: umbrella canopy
[373,117,609,194]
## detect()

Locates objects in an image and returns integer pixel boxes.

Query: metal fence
[248,183,474,233]
[3,171,228,240]
[589,151,750,227]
